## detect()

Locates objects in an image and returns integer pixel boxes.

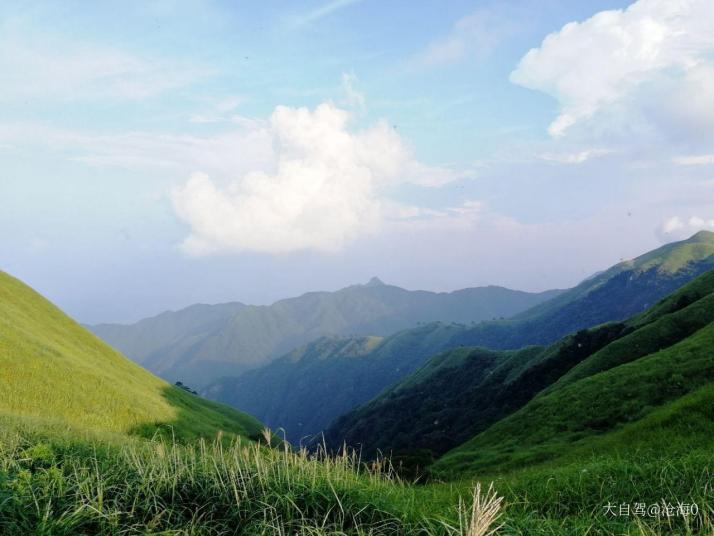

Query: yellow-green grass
[419,385,714,534]
[0,412,509,535]
[0,270,262,442]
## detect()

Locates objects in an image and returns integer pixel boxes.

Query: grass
[432,323,714,477]
[0,414,507,535]
[4,412,711,535]
[0,270,262,442]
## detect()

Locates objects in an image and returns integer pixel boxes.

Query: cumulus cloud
[171,102,460,255]
[658,215,714,241]
[511,0,714,137]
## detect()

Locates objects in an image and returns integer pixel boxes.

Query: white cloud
[539,148,612,164]
[673,154,714,166]
[658,214,714,240]
[171,102,461,255]
[341,72,365,111]
[511,0,714,137]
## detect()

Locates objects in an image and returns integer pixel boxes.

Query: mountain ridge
[90,279,563,387]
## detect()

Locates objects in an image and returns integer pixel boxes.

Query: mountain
[206,232,714,444]
[324,265,714,477]
[0,270,262,442]
[432,294,714,478]
[202,328,471,443]
[90,279,562,387]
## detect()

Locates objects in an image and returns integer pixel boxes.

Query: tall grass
[3,416,712,535]
[0,419,503,535]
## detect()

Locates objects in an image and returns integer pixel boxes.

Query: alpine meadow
[2,1,714,535]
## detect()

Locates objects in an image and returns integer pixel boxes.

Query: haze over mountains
[205,231,714,442]
[89,279,562,387]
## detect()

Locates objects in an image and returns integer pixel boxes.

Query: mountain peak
[365,276,386,287]
[688,230,714,243]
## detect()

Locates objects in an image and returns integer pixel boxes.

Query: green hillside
[207,232,714,445]
[433,316,714,478]
[203,325,468,443]
[326,266,714,473]
[428,266,714,478]
[0,270,262,442]
[90,279,562,387]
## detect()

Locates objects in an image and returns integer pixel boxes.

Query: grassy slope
[433,303,714,478]
[3,403,710,536]
[0,271,262,442]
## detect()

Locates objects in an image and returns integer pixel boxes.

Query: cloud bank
[510,0,714,137]
[171,103,459,255]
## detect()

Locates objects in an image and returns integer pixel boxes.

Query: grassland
[0,270,262,442]
[0,413,502,536]
[2,410,711,535]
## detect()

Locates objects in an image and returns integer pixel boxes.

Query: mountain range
[89,279,562,387]
[205,231,714,443]
[325,260,714,473]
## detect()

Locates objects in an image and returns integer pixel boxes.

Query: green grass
[2,412,711,535]
[0,414,492,536]
[0,270,262,442]
[432,321,714,478]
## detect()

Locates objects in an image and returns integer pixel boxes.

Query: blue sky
[2,0,714,323]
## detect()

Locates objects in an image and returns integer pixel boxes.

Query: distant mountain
[89,279,562,387]
[325,266,714,469]
[206,232,714,443]
[0,270,262,442]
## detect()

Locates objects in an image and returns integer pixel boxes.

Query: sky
[2,0,714,323]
